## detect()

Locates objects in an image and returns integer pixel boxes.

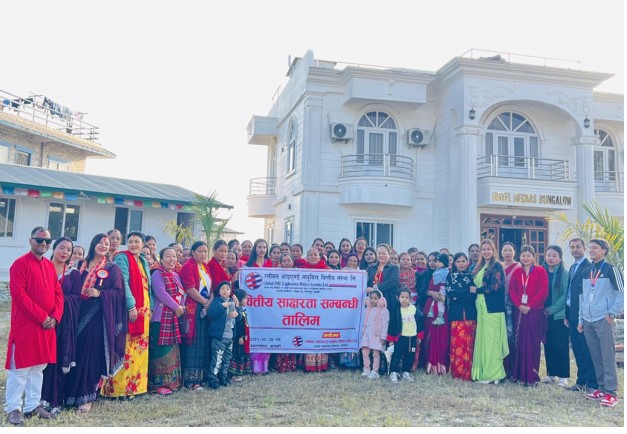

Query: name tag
[521,294,528,304]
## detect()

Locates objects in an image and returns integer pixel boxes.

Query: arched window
[593,129,617,182]
[286,119,296,173]
[356,111,398,166]
[485,112,539,169]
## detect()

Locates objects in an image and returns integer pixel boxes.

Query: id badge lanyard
[589,262,603,304]
[521,266,533,305]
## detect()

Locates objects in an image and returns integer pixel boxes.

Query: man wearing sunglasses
[4,227,64,425]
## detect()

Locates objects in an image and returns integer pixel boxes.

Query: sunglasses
[32,237,53,245]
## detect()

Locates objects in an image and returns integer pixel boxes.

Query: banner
[239,267,367,354]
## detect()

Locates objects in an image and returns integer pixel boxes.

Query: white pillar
[455,125,482,251]
[572,135,597,222]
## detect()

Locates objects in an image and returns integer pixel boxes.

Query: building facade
[246,50,624,262]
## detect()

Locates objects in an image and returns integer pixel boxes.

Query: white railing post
[383,154,389,177]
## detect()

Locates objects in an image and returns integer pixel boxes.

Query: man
[578,238,624,408]
[4,227,64,425]
[564,238,596,392]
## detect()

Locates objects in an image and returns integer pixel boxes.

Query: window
[356,221,394,247]
[0,198,16,239]
[48,157,70,171]
[485,112,539,175]
[176,212,194,240]
[266,224,274,245]
[0,144,9,164]
[356,111,398,167]
[48,202,80,241]
[593,129,616,181]
[114,207,143,243]
[286,119,296,174]
[14,148,31,166]
[284,219,293,244]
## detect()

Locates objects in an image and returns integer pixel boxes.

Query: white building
[0,89,231,280]
[246,50,624,262]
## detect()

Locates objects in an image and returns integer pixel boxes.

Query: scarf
[117,251,147,335]
[156,267,182,346]
[304,260,329,269]
[80,256,108,300]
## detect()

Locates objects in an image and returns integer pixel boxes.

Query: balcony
[595,171,624,193]
[338,154,415,207]
[247,177,277,218]
[477,155,569,181]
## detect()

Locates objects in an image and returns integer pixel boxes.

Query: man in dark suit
[564,238,597,391]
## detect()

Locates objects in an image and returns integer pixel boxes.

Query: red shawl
[207,257,232,292]
[117,251,147,335]
[179,258,210,344]
[293,258,308,268]
[303,260,330,269]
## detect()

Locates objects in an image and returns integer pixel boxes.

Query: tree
[550,201,623,272]
[162,190,231,248]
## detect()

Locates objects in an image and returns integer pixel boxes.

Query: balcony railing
[340,154,414,180]
[249,177,276,195]
[595,171,624,193]
[477,155,569,181]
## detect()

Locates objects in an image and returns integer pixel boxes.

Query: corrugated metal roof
[0,163,232,207]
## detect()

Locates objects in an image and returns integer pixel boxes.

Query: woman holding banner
[303,248,331,372]
[247,239,272,374]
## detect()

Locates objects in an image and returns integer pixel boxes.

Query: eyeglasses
[32,237,52,245]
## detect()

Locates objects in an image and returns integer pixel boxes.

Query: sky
[2,0,624,242]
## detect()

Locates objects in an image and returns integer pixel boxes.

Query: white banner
[239,267,367,353]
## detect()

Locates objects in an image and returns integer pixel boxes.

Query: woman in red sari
[303,248,330,371]
[273,253,298,373]
[508,245,549,386]
[246,239,272,374]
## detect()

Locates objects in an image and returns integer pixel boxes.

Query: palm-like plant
[550,200,623,272]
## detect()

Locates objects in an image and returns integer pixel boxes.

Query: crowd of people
[4,227,624,425]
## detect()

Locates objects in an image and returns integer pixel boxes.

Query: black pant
[208,337,233,385]
[545,318,570,378]
[390,335,417,374]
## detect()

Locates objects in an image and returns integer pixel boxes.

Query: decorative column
[299,95,323,244]
[572,135,597,222]
[455,125,482,251]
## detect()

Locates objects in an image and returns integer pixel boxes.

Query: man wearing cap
[4,227,64,425]
[577,237,624,408]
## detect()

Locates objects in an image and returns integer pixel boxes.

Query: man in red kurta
[4,227,63,426]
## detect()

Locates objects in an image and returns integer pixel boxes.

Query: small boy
[207,281,241,389]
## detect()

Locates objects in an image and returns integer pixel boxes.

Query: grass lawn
[0,306,623,427]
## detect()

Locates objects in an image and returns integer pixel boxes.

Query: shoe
[7,410,24,426]
[361,368,371,377]
[156,387,172,396]
[600,394,618,408]
[477,380,492,384]
[585,389,605,401]
[401,372,415,382]
[541,376,555,384]
[557,378,568,387]
[190,384,204,391]
[390,372,399,383]
[24,405,55,420]
[232,376,244,382]
[567,384,585,391]
[367,371,380,380]
[78,402,92,413]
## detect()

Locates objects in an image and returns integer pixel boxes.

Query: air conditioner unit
[331,123,353,141]
[407,128,430,147]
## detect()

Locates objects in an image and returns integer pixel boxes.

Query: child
[423,253,450,375]
[360,289,389,380]
[389,288,418,383]
[207,281,240,389]
[229,288,250,382]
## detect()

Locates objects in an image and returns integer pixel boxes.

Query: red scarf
[293,258,308,268]
[80,256,108,300]
[156,267,182,346]
[304,260,329,269]
[117,251,147,335]
[208,257,232,292]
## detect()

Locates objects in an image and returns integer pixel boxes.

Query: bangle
[128,307,136,312]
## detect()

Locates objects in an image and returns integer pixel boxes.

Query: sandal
[191,384,203,391]
[156,387,173,396]
[78,402,92,413]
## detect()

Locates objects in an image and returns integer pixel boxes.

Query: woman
[471,239,509,384]
[542,245,570,387]
[326,249,342,270]
[148,247,186,395]
[423,253,450,375]
[106,229,122,259]
[269,244,282,268]
[303,248,330,372]
[145,235,159,271]
[399,253,417,304]
[508,245,548,386]
[303,248,330,270]
[240,240,253,264]
[353,237,367,264]
[291,244,307,268]
[323,241,336,258]
[468,243,481,271]
[501,241,520,377]
[65,234,126,412]
[280,242,291,254]
[359,247,377,271]
[446,252,477,381]
[338,238,353,268]
[415,251,428,273]
[225,250,240,288]
[312,238,325,256]
[70,245,84,267]
[273,254,298,373]
[415,251,438,370]
[41,237,83,413]
[178,241,212,390]
[342,253,359,270]
[208,240,235,291]
[101,231,152,399]
[246,239,272,374]
[389,250,400,267]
